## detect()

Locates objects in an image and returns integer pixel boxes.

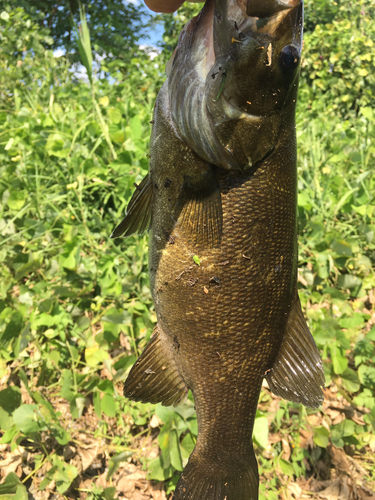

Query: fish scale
[112,0,325,498]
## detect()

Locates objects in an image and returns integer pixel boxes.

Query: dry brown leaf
[282,438,291,461]
[149,414,162,429]
[77,441,100,471]
[288,482,302,499]
[95,471,108,488]
[150,481,167,500]
[299,429,314,449]
[307,414,321,426]
[268,433,282,444]
[328,445,351,476]
[116,465,147,496]
[317,478,350,500]
[0,447,23,477]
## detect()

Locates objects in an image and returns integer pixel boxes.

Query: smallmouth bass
[112,0,325,498]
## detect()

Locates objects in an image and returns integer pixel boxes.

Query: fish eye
[279,45,300,72]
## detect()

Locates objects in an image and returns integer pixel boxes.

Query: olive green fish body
[112,1,325,498]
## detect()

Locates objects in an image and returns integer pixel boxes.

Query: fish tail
[174,447,259,500]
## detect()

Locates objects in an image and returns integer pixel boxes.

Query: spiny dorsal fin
[124,326,188,407]
[111,173,152,238]
[266,295,325,409]
[176,168,223,248]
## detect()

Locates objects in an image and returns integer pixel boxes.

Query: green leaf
[103,487,116,500]
[341,368,360,393]
[147,456,174,481]
[279,458,294,476]
[337,274,362,290]
[358,364,375,388]
[0,387,21,414]
[193,255,201,266]
[7,191,26,211]
[170,429,183,471]
[331,419,355,448]
[253,415,269,449]
[0,473,21,494]
[109,108,122,125]
[85,344,109,367]
[313,426,330,448]
[331,239,352,256]
[52,457,78,494]
[0,424,19,444]
[180,432,195,459]
[360,107,374,121]
[330,345,348,375]
[60,370,76,402]
[101,393,116,417]
[107,451,133,480]
[12,404,44,434]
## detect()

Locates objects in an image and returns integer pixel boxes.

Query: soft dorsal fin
[124,326,188,407]
[266,295,325,409]
[111,173,153,238]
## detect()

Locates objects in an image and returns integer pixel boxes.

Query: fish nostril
[246,0,297,18]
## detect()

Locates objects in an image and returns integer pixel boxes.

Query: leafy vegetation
[0,1,374,499]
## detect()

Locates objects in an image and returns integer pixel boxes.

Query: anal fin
[124,326,188,407]
[266,295,325,409]
[111,173,153,238]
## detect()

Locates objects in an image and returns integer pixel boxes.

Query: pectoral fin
[124,326,188,407]
[266,295,325,409]
[176,167,223,248]
[111,173,153,238]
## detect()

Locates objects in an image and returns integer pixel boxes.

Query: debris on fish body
[111,0,325,498]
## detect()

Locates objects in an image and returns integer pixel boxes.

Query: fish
[111,0,325,498]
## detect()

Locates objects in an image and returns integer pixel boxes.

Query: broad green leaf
[12,404,44,434]
[341,368,360,393]
[313,426,330,448]
[109,107,122,124]
[170,429,183,471]
[358,365,375,388]
[253,415,269,449]
[7,191,26,211]
[85,344,109,367]
[0,387,21,414]
[331,239,352,256]
[337,274,362,290]
[181,432,195,459]
[60,370,75,402]
[279,458,294,476]
[101,394,116,417]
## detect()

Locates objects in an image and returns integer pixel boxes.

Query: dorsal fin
[266,294,325,409]
[111,174,153,238]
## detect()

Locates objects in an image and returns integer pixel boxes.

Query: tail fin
[173,449,259,500]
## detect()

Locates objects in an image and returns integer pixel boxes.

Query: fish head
[212,0,303,113]
[208,0,304,169]
[167,0,304,171]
